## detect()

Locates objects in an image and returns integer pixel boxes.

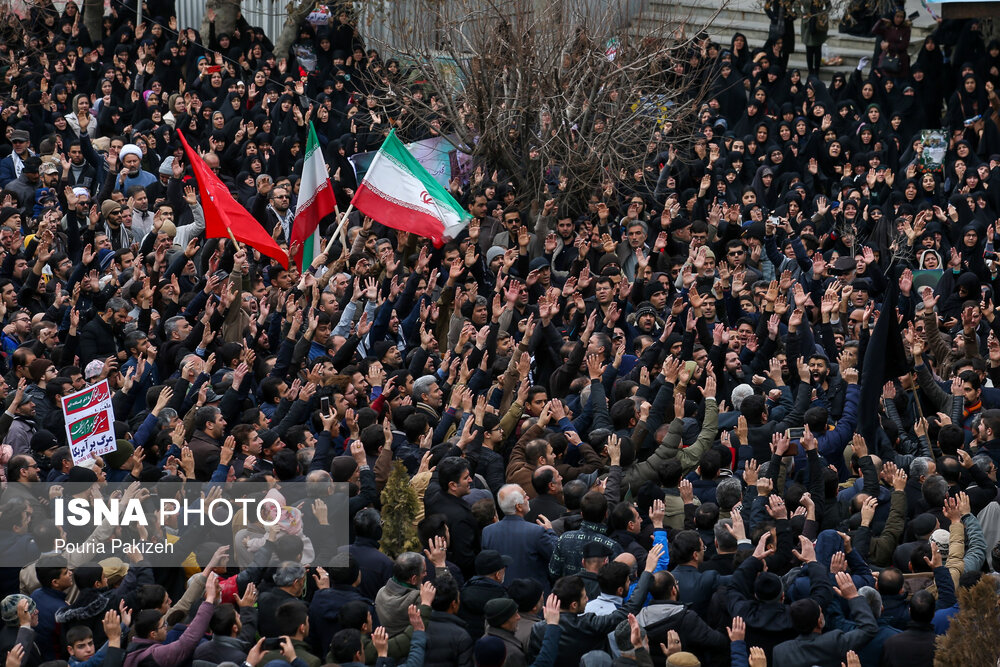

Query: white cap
[930,529,950,555]
[119,143,143,161]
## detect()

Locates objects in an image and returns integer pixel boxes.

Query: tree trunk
[84,0,102,42]
[201,0,241,42]
[273,0,314,59]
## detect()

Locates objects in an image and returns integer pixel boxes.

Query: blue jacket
[307,585,372,657]
[671,564,732,618]
[30,586,67,661]
[836,618,900,667]
[794,383,860,481]
[482,515,557,591]
[0,152,35,188]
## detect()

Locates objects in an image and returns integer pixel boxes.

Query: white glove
[857,56,870,71]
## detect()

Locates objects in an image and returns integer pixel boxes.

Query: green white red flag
[350,129,469,246]
[290,123,338,269]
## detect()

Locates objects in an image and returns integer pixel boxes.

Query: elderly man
[114,143,156,194]
[258,563,307,638]
[412,375,444,422]
[482,484,559,592]
[375,552,426,636]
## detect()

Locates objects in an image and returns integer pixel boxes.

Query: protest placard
[61,380,118,465]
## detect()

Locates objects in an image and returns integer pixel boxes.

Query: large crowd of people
[0,0,999,666]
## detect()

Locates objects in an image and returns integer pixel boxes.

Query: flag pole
[225,226,242,250]
[324,205,354,254]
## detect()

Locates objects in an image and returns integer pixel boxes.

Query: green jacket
[623,397,719,489]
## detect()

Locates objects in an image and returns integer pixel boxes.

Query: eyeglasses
[728,250,745,256]
[273,195,289,199]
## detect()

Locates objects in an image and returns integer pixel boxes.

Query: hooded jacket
[635,600,728,664]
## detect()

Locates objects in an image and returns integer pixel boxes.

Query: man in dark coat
[484,598,527,667]
[773,571,878,667]
[191,595,258,664]
[727,536,834,662]
[187,406,226,481]
[457,550,510,641]
[634,569,729,666]
[527,543,661,666]
[524,466,567,525]
[257,563,305,639]
[349,509,395,601]
[669,530,734,618]
[308,556,372,657]
[482,484,557,591]
[77,297,128,367]
[423,457,479,578]
[422,577,473,667]
[880,590,938,667]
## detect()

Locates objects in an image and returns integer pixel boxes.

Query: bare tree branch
[363,0,725,208]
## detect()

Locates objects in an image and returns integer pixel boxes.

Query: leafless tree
[360,0,725,206]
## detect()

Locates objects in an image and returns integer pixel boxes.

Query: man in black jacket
[423,457,479,578]
[257,563,305,639]
[634,569,728,666]
[192,590,258,664]
[458,550,510,640]
[727,535,834,662]
[527,542,662,666]
[78,297,129,367]
[773,570,877,667]
[880,590,938,667]
[524,466,566,525]
[423,576,473,667]
[739,365,811,463]
[187,406,225,481]
[349,509,395,601]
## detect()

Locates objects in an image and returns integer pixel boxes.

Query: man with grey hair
[906,456,936,516]
[481,484,557,589]
[305,469,333,498]
[968,454,997,515]
[846,586,900,667]
[78,296,131,366]
[715,476,744,515]
[700,518,743,574]
[616,217,650,281]
[375,552,426,635]
[413,375,444,421]
[258,562,306,637]
[161,315,204,371]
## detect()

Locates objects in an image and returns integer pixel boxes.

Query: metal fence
[169,0,648,50]
[175,0,287,40]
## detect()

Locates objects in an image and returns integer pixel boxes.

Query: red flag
[177,130,288,268]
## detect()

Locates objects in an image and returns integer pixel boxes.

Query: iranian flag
[351,129,469,246]
[290,123,339,269]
